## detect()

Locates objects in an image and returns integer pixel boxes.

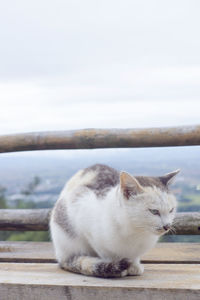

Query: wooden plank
[143,242,200,263]
[1,125,200,154]
[0,263,200,300]
[0,242,200,264]
[0,241,55,263]
[1,209,200,234]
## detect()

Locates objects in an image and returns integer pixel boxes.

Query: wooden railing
[1,125,200,153]
[0,125,200,235]
[0,209,199,235]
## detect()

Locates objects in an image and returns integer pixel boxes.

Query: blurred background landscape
[0,146,200,242]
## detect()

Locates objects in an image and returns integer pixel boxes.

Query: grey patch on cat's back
[53,199,76,238]
[83,164,120,197]
[135,176,169,192]
[82,164,169,196]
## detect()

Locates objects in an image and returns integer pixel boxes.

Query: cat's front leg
[128,258,144,276]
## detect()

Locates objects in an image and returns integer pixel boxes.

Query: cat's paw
[95,258,130,278]
[128,263,144,276]
[118,258,130,277]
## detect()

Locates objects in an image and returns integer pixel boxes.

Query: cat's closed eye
[169,208,174,213]
[149,209,160,216]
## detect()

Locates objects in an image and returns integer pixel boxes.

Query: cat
[50,164,179,278]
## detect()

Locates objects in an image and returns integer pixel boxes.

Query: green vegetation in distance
[0,177,50,242]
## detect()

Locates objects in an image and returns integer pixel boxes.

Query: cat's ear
[159,169,180,186]
[120,171,144,199]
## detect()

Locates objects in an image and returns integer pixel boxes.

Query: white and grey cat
[50,164,179,278]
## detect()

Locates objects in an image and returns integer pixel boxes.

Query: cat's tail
[60,255,130,278]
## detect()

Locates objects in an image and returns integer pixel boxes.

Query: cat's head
[119,170,180,236]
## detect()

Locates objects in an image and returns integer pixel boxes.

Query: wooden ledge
[0,263,200,300]
[0,242,200,299]
[0,242,200,264]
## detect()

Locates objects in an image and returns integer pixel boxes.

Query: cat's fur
[50,164,179,278]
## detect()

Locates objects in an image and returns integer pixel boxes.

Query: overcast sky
[0,0,200,135]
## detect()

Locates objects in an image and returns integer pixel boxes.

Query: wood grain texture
[143,242,200,263]
[0,125,200,153]
[0,241,55,263]
[0,209,50,231]
[0,242,200,264]
[0,209,200,234]
[173,212,200,235]
[0,263,200,300]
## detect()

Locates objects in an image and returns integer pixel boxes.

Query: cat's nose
[163,224,170,231]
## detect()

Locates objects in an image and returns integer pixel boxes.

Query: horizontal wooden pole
[172,212,200,235]
[0,209,51,231]
[0,209,199,234]
[0,125,200,153]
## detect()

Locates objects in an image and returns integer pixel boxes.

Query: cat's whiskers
[172,219,178,224]
[171,220,178,228]
[168,225,176,235]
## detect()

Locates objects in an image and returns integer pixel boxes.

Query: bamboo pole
[0,209,199,235]
[0,125,200,153]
